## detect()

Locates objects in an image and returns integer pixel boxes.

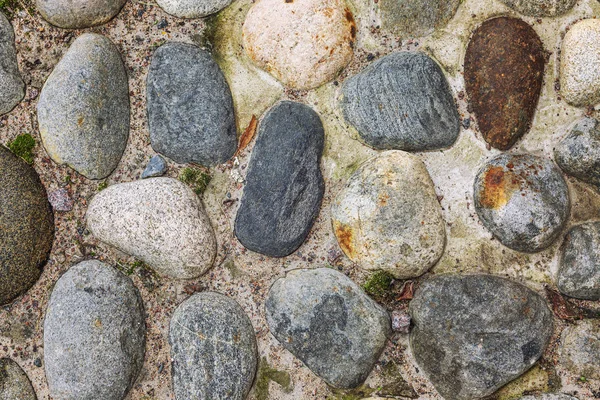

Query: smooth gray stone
[147,42,237,167]
[559,319,600,380]
[519,395,579,400]
[265,268,392,389]
[0,146,54,306]
[341,51,459,151]
[37,33,129,180]
[156,0,234,18]
[36,0,128,29]
[140,155,167,179]
[169,292,257,400]
[473,153,570,253]
[44,260,145,400]
[499,0,576,17]
[0,358,37,400]
[234,101,324,257]
[378,0,460,38]
[0,12,24,115]
[554,117,600,189]
[410,274,554,400]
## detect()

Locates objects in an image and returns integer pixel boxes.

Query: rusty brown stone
[464,17,545,150]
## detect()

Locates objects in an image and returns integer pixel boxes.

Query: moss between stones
[7,134,35,164]
[362,271,394,298]
[179,167,212,196]
[97,181,108,191]
[0,0,34,19]
[255,357,293,400]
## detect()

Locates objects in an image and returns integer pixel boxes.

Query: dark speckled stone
[265,268,392,389]
[0,358,37,400]
[499,0,576,17]
[0,146,54,306]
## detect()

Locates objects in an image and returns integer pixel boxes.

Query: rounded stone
[554,117,600,189]
[242,0,355,90]
[410,274,554,400]
[331,151,446,279]
[0,146,54,306]
[560,19,600,107]
[473,153,570,253]
[37,33,129,180]
[0,12,24,116]
[147,42,237,167]
[498,0,576,17]
[44,260,146,400]
[265,268,392,389]
[559,319,600,380]
[377,0,460,38]
[86,178,217,279]
[36,0,127,29]
[0,358,37,400]
[519,395,579,400]
[169,292,257,400]
[156,0,233,18]
[341,52,459,151]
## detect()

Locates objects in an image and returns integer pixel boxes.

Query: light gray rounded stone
[559,319,600,380]
[519,395,579,400]
[265,268,392,389]
[156,0,233,18]
[36,0,127,29]
[498,0,576,16]
[0,12,24,116]
[86,178,217,279]
[378,0,460,38]
[331,151,446,279]
[37,33,129,180]
[44,260,145,400]
[169,292,257,400]
[0,359,36,400]
[147,42,236,166]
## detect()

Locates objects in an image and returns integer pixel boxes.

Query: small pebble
[140,155,167,179]
[48,188,73,212]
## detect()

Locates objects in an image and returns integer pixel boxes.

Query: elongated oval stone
[498,0,576,17]
[465,17,545,150]
[0,359,37,400]
[378,0,460,38]
[342,52,459,151]
[44,260,145,400]
[147,42,237,166]
[554,117,600,189]
[0,12,24,116]
[170,292,257,400]
[234,101,325,257]
[36,0,127,29]
[37,33,129,180]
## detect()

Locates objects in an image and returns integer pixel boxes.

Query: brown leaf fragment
[183,283,203,295]
[545,286,582,321]
[397,281,415,301]
[235,115,258,156]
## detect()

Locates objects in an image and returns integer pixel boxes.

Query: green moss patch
[179,167,212,196]
[7,134,35,164]
[362,271,394,298]
[254,357,292,400]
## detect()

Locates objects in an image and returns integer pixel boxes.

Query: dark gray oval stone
[169,292,257,400]
[473,153,570,253]
[265,268,392,389]
[499,0,576,17]
[147,42,237,167]
[410,274,554,400]
[36,0,127,29]
[341,51,459,151]
[234,101,324,257]
[0,358,37,400]
[0,12,24,115]
[554,117,600,189]
[0,146,54,306]
[44,260,146,400]
[37,33,129,180]
[557,222,600,300]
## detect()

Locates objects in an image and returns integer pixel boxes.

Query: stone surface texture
[499,0,576,16]
[156,0,234,18]
[378,0,460,38]
[140,155,167,179]
[0,12,24,116]
[519,395,579,400]
[554,117,600,189]
[559,319,600,380]
[0,358,37,400]
[36,0,127,29]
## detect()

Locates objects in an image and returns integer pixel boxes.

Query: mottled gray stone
[0,359,37,400]
[342,52,459,151]
[234,101,324,257]
[0,12,24,115]
[48,188,73,212]
[37,33,129,180]
[557,222,600,300]
[499,0,576,17]
[140,155,167,179]
[378,0,460,38]
[147,42,236,167]
[410,274,554,400]
[44,260,145,400]
[86,178,217,279]
[265,268,392,389]
[554,117,600,189]
[0,146,54,306]
[559,319,600,380]
[169,292,257,400]
[36,0,127,29]
[156,0,234,18]
[474,153,570,253]
[519,395,579,400]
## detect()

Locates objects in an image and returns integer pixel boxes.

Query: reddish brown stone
[465,17,545,150]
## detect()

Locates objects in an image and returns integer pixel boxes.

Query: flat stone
[0,12,24,115]
[44,260,145,400]
[265,268,391,389]
[140,155,167,179]
[560,19,600,107]
[410,274,554,400]
[86,178,216,279]
[342,52,459,151]
[559,319,600,380]
[465,17,545,150]
[234,101,324,257]
[499,0,576,16]
[0,146,54,306]
[169,292,257,400]
[378,0,460,38]
[36,0,127,28]
[331,151,446,279]
[473,153,570,253]
[147,42,237,166]
[519,395,579,400]
[0,358,37,400]
[48,188,73,212]
[242,0,355,90]
[37,33,129,180]
[555,118,600,190]
[156,0,233,18]
[557,222,600,300]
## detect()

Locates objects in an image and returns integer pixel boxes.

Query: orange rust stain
[479,166,519,209]
[378,192,390,206]
[344,9,357,39]
[334,223,356,258]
